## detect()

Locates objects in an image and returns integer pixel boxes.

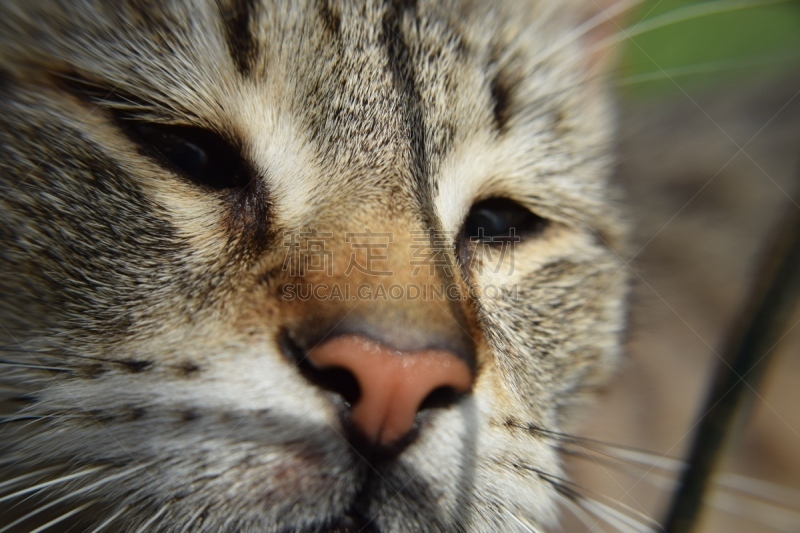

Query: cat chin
[107,459,559,532]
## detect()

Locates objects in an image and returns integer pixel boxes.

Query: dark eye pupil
[159,136,208,177]
[462,197,547,244]
[464,208,509,240]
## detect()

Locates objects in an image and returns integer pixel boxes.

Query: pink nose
[307,335,473,445]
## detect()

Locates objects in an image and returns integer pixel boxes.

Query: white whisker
[616,52,800,86]
[563,436,800,526]
[0,464,147,533]
[534,0,645,63]
[87,505,129,533]
[178,504,207,533]
[580,497,656,533]
[564,434,800,503]
[28,500,94,533]
[504,508,543,533]
[133,504,169,533]
[0,467,61,493]
[0,361,70,372]
[594,0,794,53]
[522,423,684,474]
[0,415,51,425]
[558,492,607,532]
[0,466,105,504]
[0,455,27,467]
[572,440,683,474]
[712,491,800,531]
[718,473,800,509]
[527,467,663,532]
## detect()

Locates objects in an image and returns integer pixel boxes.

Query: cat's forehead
[117,6,561,135]
[2,0,610,226]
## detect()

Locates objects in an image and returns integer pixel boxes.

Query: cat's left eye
[461,197,548,244]
[121,121,253,191]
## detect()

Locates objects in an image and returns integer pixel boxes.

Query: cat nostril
[307,366,361,407]
[279,331,361,406]
[418,386,463,412]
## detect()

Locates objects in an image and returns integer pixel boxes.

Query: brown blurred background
[562,1,800,531]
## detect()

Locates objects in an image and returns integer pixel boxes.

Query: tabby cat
[0,1,629,531]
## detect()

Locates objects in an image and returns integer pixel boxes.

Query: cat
[1,1,631,531]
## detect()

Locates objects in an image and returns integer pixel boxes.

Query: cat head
[0,1,627,530]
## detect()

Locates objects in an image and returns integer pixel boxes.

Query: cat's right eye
[121,121,253,191]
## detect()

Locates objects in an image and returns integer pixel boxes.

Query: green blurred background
[619,0,800,97]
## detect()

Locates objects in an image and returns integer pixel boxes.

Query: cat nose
[307,335,473,446]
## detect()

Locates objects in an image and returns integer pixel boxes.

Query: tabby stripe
[316,0,342,36]
[487,43,514,134]
[218,0,260,77]
[489,72,512,133]
[380,0,429,192]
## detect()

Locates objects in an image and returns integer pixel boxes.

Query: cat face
[0,1,627,531]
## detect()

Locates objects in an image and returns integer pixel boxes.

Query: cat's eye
[461,197,547,244]
[122,121,252,190]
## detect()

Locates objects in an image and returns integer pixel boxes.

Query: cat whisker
[568,447,800,521]
[515,462,663,532]
[503,507,544,533]
[593,454,800,529]
[532,0,644,66]
[0,466,105,504]
[0,464,148,533]
[88,505,129,533]
[27,500,94,533]
[712,491,800,531]
[616,52,800,86]
[0,415,51,425]
[545,426,800,529]
[0,347,199,374]
[558,437,684,474]
[133,504,170,533]
[560,444,680,484]
[537,424,800,502]
[536,0,796,88]
[578,495,658,533]
[0,455,28,468]
[598,0,795,54]
[0,468,62,494]
[518,423,683,466]
[557,491,610,532]
[542,471,661,532]
[0,360,72,373]
[1,413,97,431]
[178,504,208,533]
[0,387,33,400]
[0,347,141,368]
[718,473,800,510]
[558,434,800,504]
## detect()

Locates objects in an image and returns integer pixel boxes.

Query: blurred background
[562,1,800,532]
[619,0,800,96]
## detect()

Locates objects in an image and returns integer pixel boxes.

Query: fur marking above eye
[220,0,260,76]
[490,72,512,133]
